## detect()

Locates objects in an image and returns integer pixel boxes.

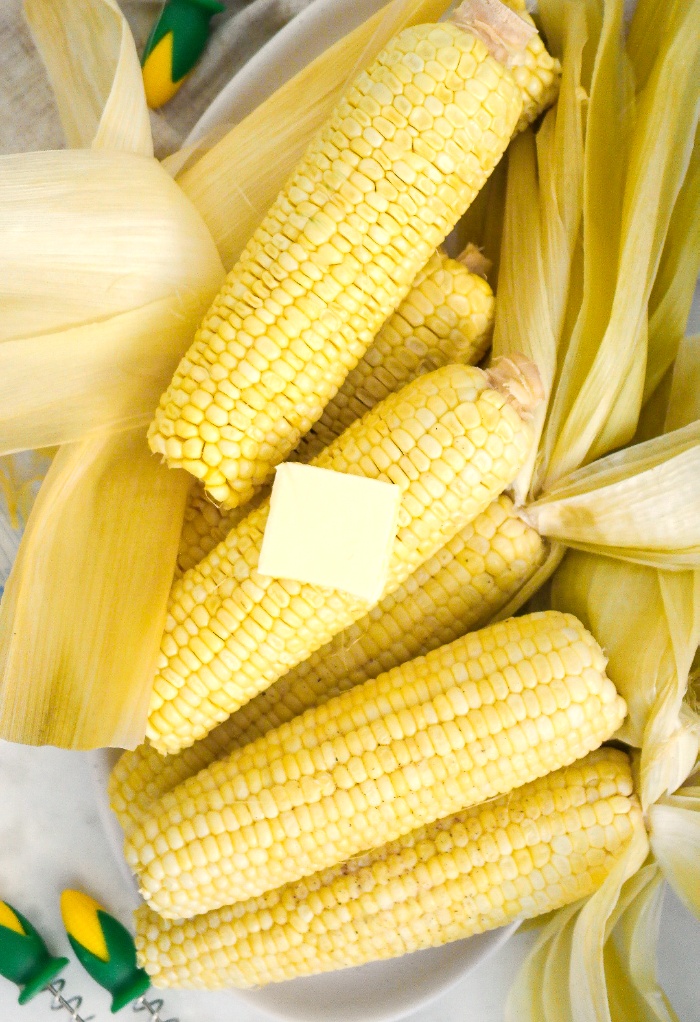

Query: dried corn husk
[24,0,152,154]
[649,759,700,919]
[643,131,700,406]
[663,334,700,433]
[0,0,219,748]
[524,421,700,569]
[491,1,586,502]
[0,434,190,749]
[172,0,455,270]
[0,451,53,594]
[517,295,700,580]
[0,150,223,453]
[541,0,699,483]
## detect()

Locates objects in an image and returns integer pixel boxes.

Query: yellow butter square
[257,463,401,603]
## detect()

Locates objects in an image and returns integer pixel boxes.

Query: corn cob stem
[147,360,541,754]
[148,3,530,509]
[111,493,544,836]
[128,611,626,919]
[135,747,642,987]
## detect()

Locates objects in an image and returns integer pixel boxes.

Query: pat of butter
[258,463,401,603]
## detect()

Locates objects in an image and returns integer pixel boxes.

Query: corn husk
[0,0,220,748]
[0,434,191,749]
[491,1,586,502]
[173,0,454,270]
[524,421,700,569]
[536,0,632,483]
[0,451,54,594]
[528,323,700,576]
[0,150,223,453]
[24,0,152,155]
[541,0,700,484]
[643,131,700,406]
[663,334,700,433]
[649,760,700,919]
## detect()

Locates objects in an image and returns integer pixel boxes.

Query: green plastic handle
[143,0,225,82]
[61,891,150,1013]
[0,901,68,1005]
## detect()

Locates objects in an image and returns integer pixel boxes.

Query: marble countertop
[0,740,698,1022]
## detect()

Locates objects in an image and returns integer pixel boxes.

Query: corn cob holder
[59,892,177,1021]
[0,901,92,1020]
[141,0,225,109]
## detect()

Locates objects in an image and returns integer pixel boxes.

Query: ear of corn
[501,0,561,132]
[176,242,495,573]
[176,489,256,577]
[134,747,641,987]
[146,360,540,754]
[148,11,526,509]
[111,494,545,835]
[127,610,626,919]
[291,246,494,461]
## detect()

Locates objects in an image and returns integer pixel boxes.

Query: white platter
[102,16,518,1018]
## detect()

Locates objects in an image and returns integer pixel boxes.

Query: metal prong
[45,979,95,1021]
[132,992,179,1022]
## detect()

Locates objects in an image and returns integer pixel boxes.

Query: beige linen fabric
[0,0,315,157]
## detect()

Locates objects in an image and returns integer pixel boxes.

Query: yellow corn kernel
[503,0,561,130]
[293,247,494,460]
[175,487,251,576]
[111,494,544,836]
[133,748,641,988]
[148,12,526,510]
[146,360,541,755]
[127,611,627,919]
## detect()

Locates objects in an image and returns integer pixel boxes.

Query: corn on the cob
[503,0,561,131]
[292,247,494,461]
[111,494,545,836]
[135,748,641,988]
[176,488,250,576]
[229,494,546,739]
[146,359,541,754]
[128,611,626,918]
[176,244,494,573]
[148,3,530,510]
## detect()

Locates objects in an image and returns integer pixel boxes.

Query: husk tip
[449,0,537,67]
[486,353,544,417]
